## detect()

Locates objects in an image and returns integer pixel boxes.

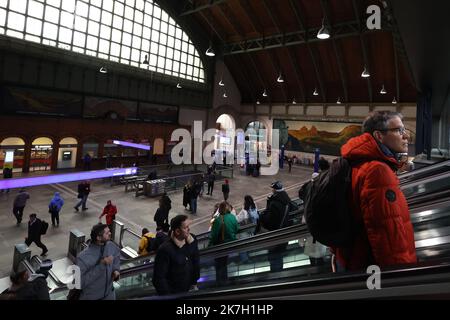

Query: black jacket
[161,195,172,211]
[154,207,169,227]
[152,234,200,295]
[149,232,169,252]
[15,274,50,300]
[28,218,43,241]
[77,183,90,196]
[262,191,291,231]
[222,184,230,194]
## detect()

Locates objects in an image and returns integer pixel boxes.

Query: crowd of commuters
[0,110,419,300]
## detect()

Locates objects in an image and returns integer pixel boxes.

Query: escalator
[49,192,450,300]
[47,161,450,299]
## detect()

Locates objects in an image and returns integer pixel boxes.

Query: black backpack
[303,157,356,247]
[40,220,49,235]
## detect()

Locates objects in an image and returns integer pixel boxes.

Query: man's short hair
[362,111,403,134]
[318,157,330,171]
[90,223,108,242]
[29,213,37,219]
[170,214,188,231]
[142,228,149,235]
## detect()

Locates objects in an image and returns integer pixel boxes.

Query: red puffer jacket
[100,204,118,226]
[334,133,416,271]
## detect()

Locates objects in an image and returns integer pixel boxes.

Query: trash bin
[144,179,166,197]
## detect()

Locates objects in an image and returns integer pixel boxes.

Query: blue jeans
[190,198,197,214]
[75,195,88,209]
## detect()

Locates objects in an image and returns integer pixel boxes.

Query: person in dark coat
[83,153,92,171]
[206,171,215,195]
[74,180,91,212]
[48,192,64,227]
[182,183,191,210]
[222,179,230,201]
[161,192,172,213]
[152,215,199,295]
[13,188,30,225]
[154,198,169,229]
[2,167,13,193]
[25,214,48,257]
[260,181,291,272]
[149,225,169,252]
[1,260,52,300]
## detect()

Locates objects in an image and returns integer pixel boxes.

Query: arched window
[0,0,205,82]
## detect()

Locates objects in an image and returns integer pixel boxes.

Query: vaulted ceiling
[174,0,417,105]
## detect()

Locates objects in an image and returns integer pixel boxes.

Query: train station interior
[0,0,450,300]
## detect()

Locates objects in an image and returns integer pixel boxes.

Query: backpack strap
[220,215,225,243]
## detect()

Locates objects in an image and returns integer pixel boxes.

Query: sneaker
[82,207,88,211]
[74,207,79,212]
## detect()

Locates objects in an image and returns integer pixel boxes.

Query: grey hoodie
[76,241,120,300]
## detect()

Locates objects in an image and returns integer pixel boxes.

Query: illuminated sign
[0,167,137,190]
[112,140,151,150]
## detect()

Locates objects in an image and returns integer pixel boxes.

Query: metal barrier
[67,229,86,262]
[13,243,31,272]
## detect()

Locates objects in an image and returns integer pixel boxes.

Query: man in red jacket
[334,111,417,271]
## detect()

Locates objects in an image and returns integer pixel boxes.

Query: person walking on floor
[25,214,48,257]
[74,180,91,212]
[154,198,169,229]
[48,192,64,227]
[222,179,230,201]
[99,200,118,231]
[13,188,30,225]
[206,171,215,196]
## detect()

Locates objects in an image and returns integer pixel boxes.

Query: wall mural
[273,119,362,156]
[0,86,82,116]
[84,97,138,120]
[138,102,178,124]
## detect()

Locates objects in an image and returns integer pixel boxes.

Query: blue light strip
[0,167,137,190]
[112,140,151,150]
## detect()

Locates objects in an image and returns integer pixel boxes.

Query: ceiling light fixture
[99,66,107,74]
[205,45,215,57]
[262,89,268,97]
[313,88,319,96]
[277,73,284,83]
[361,66,371,78]
[292,98,296,105]
[223,92,228,98]
[317,18,330,39]
[337,97,342,104]
[380,84,387,94]
[142,54,149,65]
[218,79,224,86]
[176,83,182,89]
[392,97,397,104]
[256,100,261,105]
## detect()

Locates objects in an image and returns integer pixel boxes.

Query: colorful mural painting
[84,97,138,119]
[0,86,82,116]
[274,119,362,156]
[138,102,178,124]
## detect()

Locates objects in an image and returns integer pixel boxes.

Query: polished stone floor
[0,164,313,278]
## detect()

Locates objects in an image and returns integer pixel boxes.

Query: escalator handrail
[31,255,67,288]
[139,258,450,300]
[117,224,310,277]
[399,159,450,180]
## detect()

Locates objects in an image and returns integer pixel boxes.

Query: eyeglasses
[380,127,407,135]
